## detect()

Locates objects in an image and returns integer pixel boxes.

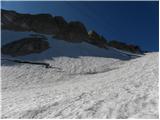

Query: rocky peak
[1,9,142,53]
[1,9,89,42]
[53,21,89,43]
[88,30,108,48]
[66,21,88,41]
[54,16,68,26]
[108,40,142,54]
[1,9,66,34]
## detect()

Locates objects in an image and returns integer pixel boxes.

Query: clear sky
[1,1,159,51]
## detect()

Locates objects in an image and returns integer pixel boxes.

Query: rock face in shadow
[1,37,49,57]
[55,21,89,42]
[108,40,143,54]
[1,9,106,47]
[88,30,108,48]
[1,10,88,42]
[1,9,67,35]
[1,9,143,54]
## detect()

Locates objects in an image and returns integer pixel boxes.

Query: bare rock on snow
[1,9,67,34]
[1,9,89,42]
[88,30,108,48]
[108,40,142,54]
[2,37,49,56]
[1,9,143,53]
[55,21,89,42]
[1,9,108,49]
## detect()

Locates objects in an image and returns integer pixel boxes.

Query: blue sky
[1,1,159,51]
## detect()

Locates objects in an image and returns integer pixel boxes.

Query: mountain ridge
[1,9,142,54]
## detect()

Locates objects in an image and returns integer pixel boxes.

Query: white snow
[1,30,131,61]
[1,30,159,119]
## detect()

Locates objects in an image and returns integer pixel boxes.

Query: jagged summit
[1,9,142,57]
[88,30,108,48]
[1,9,96,43]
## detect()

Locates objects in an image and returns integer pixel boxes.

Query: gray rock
[88,30,108,48]
[2,37,49,57]
[56,21,89,42]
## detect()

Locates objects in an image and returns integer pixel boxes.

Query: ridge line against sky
[1,1,159,51]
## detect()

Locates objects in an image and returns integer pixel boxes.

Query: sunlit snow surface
[1,30,159,119]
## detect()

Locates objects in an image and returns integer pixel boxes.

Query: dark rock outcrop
[1,9,67,34]
[1,37,49,56]
[1,9,88,42]
[1,9,142,53]
[108,40,142,54]
[1,9,102,44]
[88,30,108,48]
[56,21,89,42]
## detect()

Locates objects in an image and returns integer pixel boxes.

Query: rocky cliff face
[1,9,67,34]
[2,37,49,57]
[108,40,143,54]
[2,10,88,41]
[88,30,108,48]
[55,21,89,42]
[1,9,107,46]
[1,9,142,55]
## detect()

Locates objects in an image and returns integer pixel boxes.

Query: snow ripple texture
[1,53,159,119]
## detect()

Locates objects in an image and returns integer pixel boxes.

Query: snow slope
[1,30,132,61]
[1,30,158,119]
[1,52,158,119]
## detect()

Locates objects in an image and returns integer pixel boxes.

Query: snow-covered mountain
[1,30,134,61]
[1,30,159,119]
[1,10,158,119]
[1,9,143,54]
[1,29,135,75]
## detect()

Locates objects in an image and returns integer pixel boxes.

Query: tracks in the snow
[2,58,122,75]
[2,58,61,70]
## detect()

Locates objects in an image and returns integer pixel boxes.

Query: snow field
[1,53,158,118]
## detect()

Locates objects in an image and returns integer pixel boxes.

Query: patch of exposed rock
[1,9,67,35]
[1,9,102,45]
[88,30,108,48]
[1,9,88,42]
[1,37,49,57]
[108,40,143,54]
[55,21,89,42]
